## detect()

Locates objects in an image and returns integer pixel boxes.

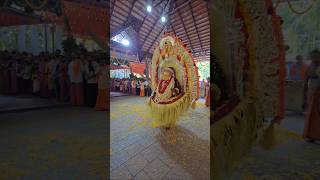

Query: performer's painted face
[162,71,171,81]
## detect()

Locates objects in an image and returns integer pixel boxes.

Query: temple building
[0,0,319,179]
[109,0,210,179]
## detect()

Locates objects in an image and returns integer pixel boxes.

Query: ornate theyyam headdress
[160,36,175,49]
[162,67,175,77]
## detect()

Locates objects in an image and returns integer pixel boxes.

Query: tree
[277,1,320,59]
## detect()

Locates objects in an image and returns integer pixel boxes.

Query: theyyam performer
[148,33,200,129]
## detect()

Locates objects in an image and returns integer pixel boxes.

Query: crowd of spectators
[0,50,108,110]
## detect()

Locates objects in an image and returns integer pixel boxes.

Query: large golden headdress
[148,33,200,127]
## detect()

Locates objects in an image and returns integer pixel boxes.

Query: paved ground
[227,111,320,180]
[110,96,210,180]
[0,106,108,179]
[0,95,66,113]
[110,92,129,98]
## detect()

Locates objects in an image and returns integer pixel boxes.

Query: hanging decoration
[61,1,107,41]
[0,11,41,26]
[238,0,285,119]
[24,0,49,10]
[286,0,316,15]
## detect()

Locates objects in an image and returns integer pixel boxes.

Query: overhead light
[122,39,130,46]
[161,16,166,23]
[147,5,152,12]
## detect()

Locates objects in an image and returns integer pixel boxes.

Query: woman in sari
[39,57,49,98]
[95,62,108,111]
[131,79,136,95]
[58,58,69,102]
[140,80,145,97]
[303,50,320,142]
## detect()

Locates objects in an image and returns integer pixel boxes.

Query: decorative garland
[24,0,49,10]
[286,0,315,15]
[13,0,27,7]
[274,0,281,9]
[267,0,286,121]
[238,0,284,118]
[211,0,285,179]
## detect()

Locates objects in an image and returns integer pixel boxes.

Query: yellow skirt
[149,94,191,128]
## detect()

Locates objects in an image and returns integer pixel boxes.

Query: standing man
[84,56,100,107]
[47,56,59,98]
[21,59,32,94]
[68,54,85,106]
[200,79,205,98]
[136,79,141,96]
[145,79,150,96]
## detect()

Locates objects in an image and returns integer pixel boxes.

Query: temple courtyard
[0,96,108,179]
[110,96,210,180]
[0,95,319,179]
[228,111,320,179]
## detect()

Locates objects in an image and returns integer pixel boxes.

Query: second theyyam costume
[148,34,200,128]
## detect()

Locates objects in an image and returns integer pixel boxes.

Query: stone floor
[110,96,210,180]
[227,111,320,180]
[110,92,129,98]
[0,106,108,179]
[0,95,66,113]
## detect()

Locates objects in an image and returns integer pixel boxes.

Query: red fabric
[289,63,308,81]
[61,1,108,41]
[129,62,145,75]
[0,2,107,43]
[0,11,41,26]
[158,78,173,94]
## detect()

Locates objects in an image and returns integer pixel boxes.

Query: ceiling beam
[140,0,170,50]
[128,0,137,20]
[145,23,167,56]
[188,2,203,53]
[176,1,194,52]
[167,0,192,16]
[111,0,139,38]
[138,0,164,32]
[169,21,177,35]
[111,0,115,17]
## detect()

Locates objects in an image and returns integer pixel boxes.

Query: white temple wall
[0,23,64,55]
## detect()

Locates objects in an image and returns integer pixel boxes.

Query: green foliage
[62,36,79,55]
[7,0,62,16]
[196,61,210,80]
[24,6,34,15]
[277,2,320,58]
